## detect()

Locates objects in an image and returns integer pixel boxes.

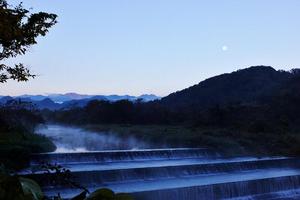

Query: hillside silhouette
[160,66,295,110]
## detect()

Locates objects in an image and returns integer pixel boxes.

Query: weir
[30,148,218,165]
[25,148,300,200]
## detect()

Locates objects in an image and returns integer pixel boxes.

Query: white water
[36,124,149,152]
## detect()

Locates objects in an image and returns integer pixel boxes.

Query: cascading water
[27,125,300,200]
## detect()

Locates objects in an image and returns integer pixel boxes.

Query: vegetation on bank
[0,102,133,199]
[0,101,56,169]
[0,131,56,170]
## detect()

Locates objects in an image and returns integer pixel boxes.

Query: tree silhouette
[0,0,57,83]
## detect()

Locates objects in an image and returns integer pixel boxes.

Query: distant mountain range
[16,93,160,103]
[0,93,160,110]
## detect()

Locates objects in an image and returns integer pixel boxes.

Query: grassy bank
[84,124,300,157]
[0,131,56,170]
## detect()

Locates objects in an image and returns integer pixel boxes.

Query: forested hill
[160,66,297,110]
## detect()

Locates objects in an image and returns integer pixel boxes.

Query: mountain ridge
[160,66,296,110]
[0,93,161,110]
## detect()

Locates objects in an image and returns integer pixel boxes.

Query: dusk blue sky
[2,0,300,96]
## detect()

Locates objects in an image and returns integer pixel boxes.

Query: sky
[2,0,300,97]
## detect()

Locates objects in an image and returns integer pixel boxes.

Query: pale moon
[222,45,228,51]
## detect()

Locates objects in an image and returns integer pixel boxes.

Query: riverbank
[0,130,56,170]
[83,124,300,157]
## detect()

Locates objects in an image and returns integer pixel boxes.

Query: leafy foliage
[41,163,89,195]
[0,164,134,200]
[86,188,133,200]
[19,177,44,200]
[0,166,44,200]
[0,0,57,82]
[22,164,134,200]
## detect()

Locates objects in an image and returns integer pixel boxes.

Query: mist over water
[36,124,149,152]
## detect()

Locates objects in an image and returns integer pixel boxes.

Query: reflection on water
[36,124,148,152]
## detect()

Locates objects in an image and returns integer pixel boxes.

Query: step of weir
[42,170,300,199]
[27,148,300,200]
[30,148,219,165]
[24,156,290,173]
[26,157,300,187]
[131,173,300,200]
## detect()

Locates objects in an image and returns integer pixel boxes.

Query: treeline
[45,72,300,134]
[0,100,44,133]
[44,100,184,125]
